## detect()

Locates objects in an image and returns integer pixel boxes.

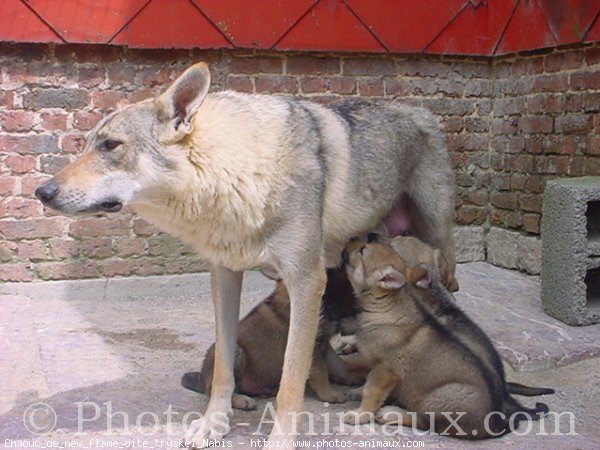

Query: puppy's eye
[100,139,123,151]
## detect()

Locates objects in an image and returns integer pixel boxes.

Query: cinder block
[541,177,600,326]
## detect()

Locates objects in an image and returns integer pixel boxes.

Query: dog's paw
[343,409,373,425]
[317,389,346,404]
[184,410,231,448]
[375,405,404,425]
[346,386,363,402]
[232,394,257,411]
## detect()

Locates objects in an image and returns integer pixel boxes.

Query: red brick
[69,218,130,238]
[0,197,41,218]
[61,134,85,154]
[139,67,173,87]
[126,89,155,103]
[519,193,543,213]
[81,238,113,258]
[114,236,145,257]
[583,157,600,175]
[524,136,544,154]
[255,75,298,94]
[48,238,79,259]
[555,114,592,134]
[0,111,36,132]
[0,263,33,281]
[225,76,254,93]
[300,77,329,94]
[584,47,600,66]
[17,240,47,260]
[0,175,19,196]
[357,78,384,97]
[571,71,600,90]
[542,135,577,155]
[41,113,68,131]
[0,134,59,154]
[287,56,339,75]
[518,116,553,134]
[4,155,36,173]
[78,67,106,88]
[36,260,100,280]
[532,74,568,93]
[456,206,488,225]
[344,58,396,76]
[102,258,136,277]
[135,258,165,276]
[524,175,546,194]
[523,213,541,234]
[0,217,67,239]
[21,174,49,197]
[230,57,283,74]
[73,111,102,131]
[585,136,600,155]
[133,218,157,236]
[544,51,583,72]
[0,90,15,108]
[490,191,518,209]
[91,91,126,110]
[330,77,357,95]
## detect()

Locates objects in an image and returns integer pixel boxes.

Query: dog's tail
[507,382,555,397]
[181,371,206,394]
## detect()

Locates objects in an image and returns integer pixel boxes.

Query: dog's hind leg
[185,267,243,446]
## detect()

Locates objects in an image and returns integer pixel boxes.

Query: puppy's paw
[375,405,405,425]
[183,410,231,448]
[317,389,346,404]
[343,409,374,425]
[232,394,257,411]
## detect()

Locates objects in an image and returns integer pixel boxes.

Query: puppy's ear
[406,265,431,289]
[434,249,459,292]
[155,62,210,143]
[377,266,406,290]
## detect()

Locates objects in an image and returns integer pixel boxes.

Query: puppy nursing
[343,236,552,439]
[182,273,362,409]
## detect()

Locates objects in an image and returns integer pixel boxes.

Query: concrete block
[487,227,518,269]
[454,226,485,263]
[517,234,542,275]
[541,176,600,326]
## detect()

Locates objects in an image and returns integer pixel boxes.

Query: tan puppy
[343,239,550,439]
[182,275,362,409]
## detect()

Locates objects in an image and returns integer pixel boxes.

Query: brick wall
[0,43,599,281]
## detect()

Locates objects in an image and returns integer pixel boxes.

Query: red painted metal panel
[538,0,600,45]
[428,0,518,56]
[276,0,384,52]
[585,14,600,42]
[346,0,467,53]
[0,0,61,43]
[193,0,316,49]
[496,0,558,54]
[25,0,148,43]
[112,0,231,48]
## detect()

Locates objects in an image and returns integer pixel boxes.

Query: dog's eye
[100,139,123,151]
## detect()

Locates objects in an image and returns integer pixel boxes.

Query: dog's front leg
[266,264,326,446]
[185,266,243,447]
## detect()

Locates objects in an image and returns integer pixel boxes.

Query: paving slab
[1,263,599,449]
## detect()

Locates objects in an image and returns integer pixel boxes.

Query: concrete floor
[1,262,600,449]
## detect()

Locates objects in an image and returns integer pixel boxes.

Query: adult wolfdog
[35,62,456,446]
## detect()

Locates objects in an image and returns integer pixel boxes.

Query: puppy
[182,273,362,410]
[343,238,551,439]
[380,234,553,398]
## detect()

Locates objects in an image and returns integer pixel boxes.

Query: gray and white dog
[35,62,456,447]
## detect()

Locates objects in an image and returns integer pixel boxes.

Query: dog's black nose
[35,181,59,205]
[367,233,381,243]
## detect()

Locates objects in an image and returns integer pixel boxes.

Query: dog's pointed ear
[155,63,210,143]
[377,266,406,290]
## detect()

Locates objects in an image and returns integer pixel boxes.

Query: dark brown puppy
[182,270,362,410]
